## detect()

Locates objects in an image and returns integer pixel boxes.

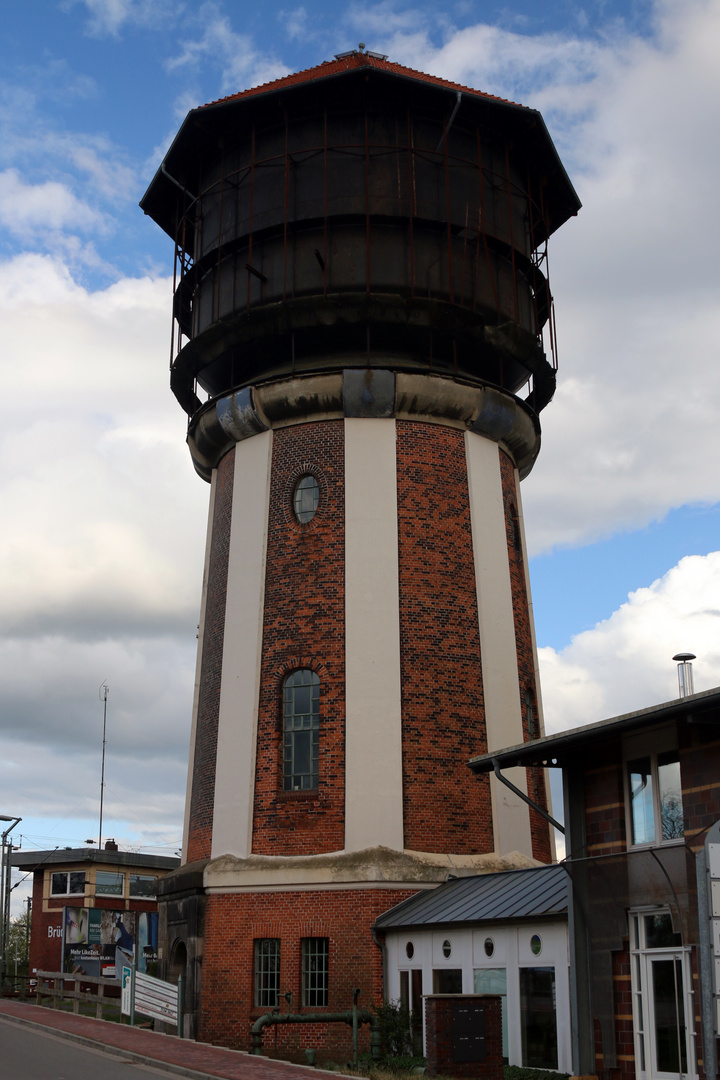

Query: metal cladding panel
[374,864,567,928]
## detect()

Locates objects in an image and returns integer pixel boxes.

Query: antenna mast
[98,682,109,849]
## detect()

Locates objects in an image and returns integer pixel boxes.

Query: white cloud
[539,552,720,734]
[341,2,720,554]
[279,6,309,43]
[0,170,106,237]
[0,254,207,848]
[0,256,205,635]
[67,0,174,37]
[165,5,289,93]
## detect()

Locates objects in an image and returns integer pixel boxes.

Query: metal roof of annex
[374,863,567,930]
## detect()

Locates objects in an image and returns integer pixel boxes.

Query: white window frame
[95,870,125,897]
[629,909,696,1080]
[50,870,85,896]
[624,730,684,849]
[129,874,157,899]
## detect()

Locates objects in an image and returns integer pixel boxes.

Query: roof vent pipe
[673,652,696,698]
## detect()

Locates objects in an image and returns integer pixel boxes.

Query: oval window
[442,939,452,958]
[293,475,320,523]
[530,933,542,956]
[405,941,414,960]
[484,937,494,957]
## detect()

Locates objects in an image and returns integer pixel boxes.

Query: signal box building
[140,50,580,1054]
[470,685,720,1080]
[11,842,179,978]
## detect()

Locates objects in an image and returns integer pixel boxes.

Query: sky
[1,0,719,904]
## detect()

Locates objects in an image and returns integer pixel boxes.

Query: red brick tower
[141,51,579,1052]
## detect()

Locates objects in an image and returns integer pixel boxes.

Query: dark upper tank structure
[141,49,580,445]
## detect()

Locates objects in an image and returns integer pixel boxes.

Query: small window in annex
[50,871,85,896]
[254,938,280,1008]
[129,874,157,898]
[627,749,683,846]
[96,871,124,896]
[293,475,320,523]
[283,669,320,791]
[302,937,329,1007]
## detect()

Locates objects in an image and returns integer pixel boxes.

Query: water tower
[141,50,579,1052]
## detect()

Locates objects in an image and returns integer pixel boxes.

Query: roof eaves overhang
[140,65,580,239]
[468,686,720,775]
[374,908,568,932]
[10,848,181,871]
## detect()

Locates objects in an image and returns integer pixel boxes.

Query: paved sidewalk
[0,999,346,1080]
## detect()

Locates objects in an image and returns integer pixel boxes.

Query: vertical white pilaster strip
[464,431,533,859]
[344,418,404,852]
[514,474,546,735]
[182,475,218,862]
[212,431,273,859]
[515,472,556,857]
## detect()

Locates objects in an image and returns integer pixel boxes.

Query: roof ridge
[199,51,524,112]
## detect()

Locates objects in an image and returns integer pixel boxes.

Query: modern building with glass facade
[470,685,720,1080]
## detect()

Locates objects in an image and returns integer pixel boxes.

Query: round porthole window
[293,474,320,523]
[484,937,494,957]
[442,939,452,958]
[530,934,542,956]
[405,941,414,960]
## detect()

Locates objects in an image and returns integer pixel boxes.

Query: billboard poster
[62,907,158,978]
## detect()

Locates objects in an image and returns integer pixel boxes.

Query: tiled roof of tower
[201,51,523,111]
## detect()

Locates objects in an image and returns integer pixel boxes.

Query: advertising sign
[121,965,133,1015]
[62,908,158,978]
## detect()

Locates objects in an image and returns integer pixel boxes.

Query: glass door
[646,953,691,1079]
[630,912,696,1080]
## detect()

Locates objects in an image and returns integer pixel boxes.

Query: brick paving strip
[0,1000,353,1080]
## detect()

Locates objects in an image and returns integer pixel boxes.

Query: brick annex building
[470,685,720,1080]
[140,50,580,1053]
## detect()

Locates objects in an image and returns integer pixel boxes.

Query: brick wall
[252,421,346,855]
[611,942,633,1080]
[679,725,720,851]
[499,451,551,863]
[29,871,60,974]
[186,451,235,862]
[583,744,626,858]
[199,886,417,1060]
[425,994,503,1080]
[396,422,491,854]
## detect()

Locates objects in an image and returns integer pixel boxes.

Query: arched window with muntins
[283,669,320,791]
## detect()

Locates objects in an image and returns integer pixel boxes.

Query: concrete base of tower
[157,846,540,1053]
[204,845,539,891]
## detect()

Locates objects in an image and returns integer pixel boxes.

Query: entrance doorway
[630,912,695,1080]
[399,969,424,1055]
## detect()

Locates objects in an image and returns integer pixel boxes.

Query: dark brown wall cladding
[499,451,551,863]
[186,450,235,863]
[252,421,345,855]
[396,422,491,854]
